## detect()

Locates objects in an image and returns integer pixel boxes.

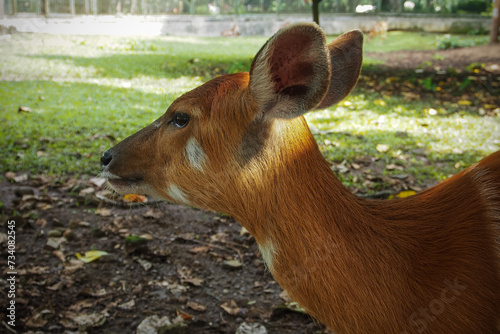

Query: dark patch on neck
[238,120,271,166]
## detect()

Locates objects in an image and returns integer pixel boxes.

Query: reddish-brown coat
[101,23,500,333]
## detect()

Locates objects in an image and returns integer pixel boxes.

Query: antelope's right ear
[249,23,330,120]
[314,30,363,110]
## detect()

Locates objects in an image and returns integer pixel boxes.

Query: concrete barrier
[0,14,491,36]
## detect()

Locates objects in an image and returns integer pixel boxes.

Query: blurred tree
[491,0,499,44]
[313,0,322,24]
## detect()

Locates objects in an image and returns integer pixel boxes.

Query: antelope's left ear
[249,23,331,119]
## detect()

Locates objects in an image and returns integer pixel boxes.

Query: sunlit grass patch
[307,91,499,185]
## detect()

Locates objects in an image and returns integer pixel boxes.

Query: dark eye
[170,113,190,129]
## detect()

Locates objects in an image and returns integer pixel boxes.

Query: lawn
[0,31,498,193]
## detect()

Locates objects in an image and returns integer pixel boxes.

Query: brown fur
[101,23,500,333]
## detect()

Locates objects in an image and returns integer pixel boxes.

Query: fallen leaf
[123,194,147,203]
[210,232,229,243]
[136,258,152,271]
[53,250,66,263]
[69,299,94,312]
[140,233,154,240]
[76,250,109,263]
[351,163,362,170]
[177,310,194,320]
[47,282,64,291]
[136,315,172,334]
[189,246,210,254]
[236,322,268,334]
[96,207,112,217]
[89,177,107,188]
[187,301,207,312]
[18,106,32,113]
[386,164,404,171]
[403,92,420,100]
[118,299,136,310]
[458,99,471,106]
[167,282,188,295]
[60,311,106,329]
[7,173,29,183]
[221,300,240,315]
[26,308,52,328]
[143,208,162,219]
[35,218,47,227]
[376,144,390,153]
[78,287,108,297]
[5,171,16,180]
[279,290,292,302]
[389,174,408,180]
[223,259,243,269]
[281,301,307,314]
[79,187,95,196]
[389,190,417,200]
[182,277,204,286]
[63,259,84,274]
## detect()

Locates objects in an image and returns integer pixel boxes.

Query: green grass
[305,94,499,188]
[0,32,498,191]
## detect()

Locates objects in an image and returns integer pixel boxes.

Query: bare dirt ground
[366,44,500,72]
[1,174,325,334]
[1,46,499,334]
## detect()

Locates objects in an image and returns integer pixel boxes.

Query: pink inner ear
[268,34,313,93]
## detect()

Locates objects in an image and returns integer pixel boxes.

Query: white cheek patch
[258,240,276,274]
[167,184,190,205]
[185,137,207,171]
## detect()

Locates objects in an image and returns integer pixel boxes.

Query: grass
[0,31,498,191]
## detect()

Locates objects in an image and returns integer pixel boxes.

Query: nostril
[101,149,113,167]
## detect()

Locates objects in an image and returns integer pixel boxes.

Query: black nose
[101,149,113,167]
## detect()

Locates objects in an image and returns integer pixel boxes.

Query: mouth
[108,177,143,188]
[100,171,144,193]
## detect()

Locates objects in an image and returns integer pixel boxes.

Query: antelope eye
[171,113,190,129]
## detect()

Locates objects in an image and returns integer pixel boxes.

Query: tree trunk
[312,0,322,25]
[491,0,500,44]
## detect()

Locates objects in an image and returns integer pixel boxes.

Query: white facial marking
[99,170,119,180]
[167,184,189,205]
[185,137,207,171]
[258,240,276,273]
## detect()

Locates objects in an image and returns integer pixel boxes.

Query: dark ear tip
[335,30,364,46]
[348,30,364,43]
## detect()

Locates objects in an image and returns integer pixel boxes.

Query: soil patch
[1,175,324,333]
[366,44,500,72]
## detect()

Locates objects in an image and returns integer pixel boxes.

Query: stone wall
[0,14,490,36]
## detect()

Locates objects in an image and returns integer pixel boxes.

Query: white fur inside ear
[250,44,277,117]
[185,137,207,171]
[249,23,330,119]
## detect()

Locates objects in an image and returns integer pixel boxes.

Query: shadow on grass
[0,80,176,175]
[32,52,254,80]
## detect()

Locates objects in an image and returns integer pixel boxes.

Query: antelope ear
[314,30,363,110]
[249,23,330,119]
